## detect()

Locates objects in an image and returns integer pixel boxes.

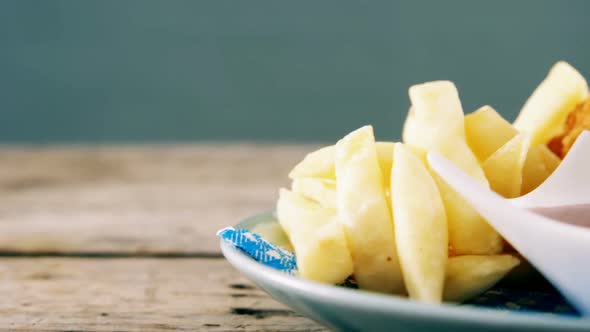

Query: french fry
[289,142,395,182]
[482,134,530,198]
[404,81,487,183]
[514,61,588,146]
[250,220,294,252]
[560,99,590,158]
[289,145,335,179]
[465,105,518,162]
[335,126,404,293]
[405,81,502,254]
[444,255,520,302]
[521,145,561,195]
[276,189,353,285]
[392,143,447,302]
[376,142,395,186]
[550,97,590,158]
[292,178,337,209]
[538,144,561,173]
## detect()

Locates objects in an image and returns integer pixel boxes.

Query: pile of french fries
[277,61,588,303]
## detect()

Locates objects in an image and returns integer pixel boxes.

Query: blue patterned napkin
[218,227,578,316]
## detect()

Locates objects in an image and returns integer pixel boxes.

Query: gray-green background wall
[1,0,589,143]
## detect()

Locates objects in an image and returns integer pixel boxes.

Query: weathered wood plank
[0,145,318,255]
[0,257,327,332]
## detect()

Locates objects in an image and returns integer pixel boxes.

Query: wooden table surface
[0,144,329,332]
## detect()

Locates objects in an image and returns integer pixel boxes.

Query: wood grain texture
[0,257,326,332]
[0,144,318,255]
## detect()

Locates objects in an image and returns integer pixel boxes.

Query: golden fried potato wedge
[514,61,588,146]
[405,81,502,254]
[289,145,336,179]
[547,97,590,158]
[465,105,518,162]
[482,134,530,198]
[538,144,561,173]
[292,178,337,209]
[250,221,294,252]
[277,189,353,284]
[335,126,404,293]
[521,145,561,195]
[444,255,520,302]
[392,143,447,302]
[289,142,394,182]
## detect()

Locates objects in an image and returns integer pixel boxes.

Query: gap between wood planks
[0,251,224,258]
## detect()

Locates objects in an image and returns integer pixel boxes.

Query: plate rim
[220,211,590,330]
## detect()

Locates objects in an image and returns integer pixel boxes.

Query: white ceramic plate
[220,211,590,332]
